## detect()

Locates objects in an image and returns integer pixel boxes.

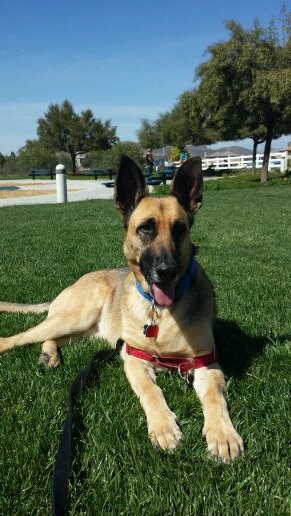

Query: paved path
[0,179,116,207]
[0,176,218,208]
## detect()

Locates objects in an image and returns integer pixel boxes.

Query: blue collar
[135,258,197,306]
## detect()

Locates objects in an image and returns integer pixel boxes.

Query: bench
[82,168,116,180]
[142,172,162,186]
[147,178,163,186]
[28,169,56,180]
[101,174,163,189]
[158,167,175,184]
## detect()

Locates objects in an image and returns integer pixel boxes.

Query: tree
[137,91,218,151]
[153,102,198,149]
[0,141,59,176]
[250,133,266,175]
[37,100,118,173]
[0,152,6,168]
[247,67,291,181]
[17,139,58,171]
[177,90,220,145]
[236,124,266,174]
[195,18,291,182]
[137,119,161,149]
[0,153,20,176]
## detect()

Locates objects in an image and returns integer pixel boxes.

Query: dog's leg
[194,364,244,462]
[0,275,109,356]
[0,309,97,354]
[39,337,68,368]
[124,354,182,450]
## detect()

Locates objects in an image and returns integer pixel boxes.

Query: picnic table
[147,177,163,185]
[102,169,174,189]
[28,169,56,180]
[157,166,175,184]
[143,173,164,186]
[102,173,164,189]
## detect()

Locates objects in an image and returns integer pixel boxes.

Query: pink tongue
[152,283,175,306]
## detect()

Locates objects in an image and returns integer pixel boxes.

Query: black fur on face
[139,247,180,286]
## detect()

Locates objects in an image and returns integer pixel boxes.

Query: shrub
[0,140,59,177]
[82,142,144,171]
[169,146,190,162]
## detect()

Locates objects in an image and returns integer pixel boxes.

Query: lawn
[0,186,290,515]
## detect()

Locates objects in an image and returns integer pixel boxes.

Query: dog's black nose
[155,262,178,282]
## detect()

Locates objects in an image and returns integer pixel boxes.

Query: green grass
[204,172,291,191]
[155,171,291,196]
[0,187,291,515]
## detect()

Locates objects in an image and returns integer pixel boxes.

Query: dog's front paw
[203,422,244,462]
[148,413,182,450]
[39,351,60,369]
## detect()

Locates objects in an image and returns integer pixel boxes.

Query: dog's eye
[137,220,155,235]
[172,220,187,240]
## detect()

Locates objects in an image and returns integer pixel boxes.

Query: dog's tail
[0,301,50,314]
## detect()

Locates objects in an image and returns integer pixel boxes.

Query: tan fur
[0,301,50,313]
[0,157,244,462]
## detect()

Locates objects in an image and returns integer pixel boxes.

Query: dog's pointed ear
[115,155,148,223]
[170,157,203,217]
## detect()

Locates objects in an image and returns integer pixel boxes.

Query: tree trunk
[71,153,76,174]
[261,126,273,183]
[252,138,258,175]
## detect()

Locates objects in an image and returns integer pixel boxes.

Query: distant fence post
[282,151,288,173]
[55,164,68,203]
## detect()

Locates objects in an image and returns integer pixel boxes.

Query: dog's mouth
[151,282,176,306]
[138,249,180,306]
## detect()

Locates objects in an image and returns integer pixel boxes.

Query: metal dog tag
[143,303,159,337]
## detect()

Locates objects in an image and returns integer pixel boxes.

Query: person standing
[146,149,154,176]
[180,147,188,164]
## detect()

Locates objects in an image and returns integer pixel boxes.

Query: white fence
[202,151,288,172]
[166,151,288,172]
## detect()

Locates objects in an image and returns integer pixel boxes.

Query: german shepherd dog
[0,155,243,462]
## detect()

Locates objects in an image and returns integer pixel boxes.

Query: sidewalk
[0,176,217,208]
[0,179,116,207]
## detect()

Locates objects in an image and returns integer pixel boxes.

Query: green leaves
[137,91,219,149]
[37,100,118,173]
[185,16,291,181]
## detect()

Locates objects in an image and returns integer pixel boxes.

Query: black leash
[51,341,123,516]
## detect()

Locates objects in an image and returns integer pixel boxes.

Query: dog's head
[115,155,203,306]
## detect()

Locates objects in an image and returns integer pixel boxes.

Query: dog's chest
[93,276,208,356]
[121,299,196,355]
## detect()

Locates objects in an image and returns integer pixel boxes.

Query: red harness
[125,343,216,374]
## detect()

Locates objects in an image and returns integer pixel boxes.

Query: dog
[0,155,243,462]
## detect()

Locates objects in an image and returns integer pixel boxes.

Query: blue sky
[0,0,290,154]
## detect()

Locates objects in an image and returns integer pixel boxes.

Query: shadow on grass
[53,325,284,512]
[214,318,270,378]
